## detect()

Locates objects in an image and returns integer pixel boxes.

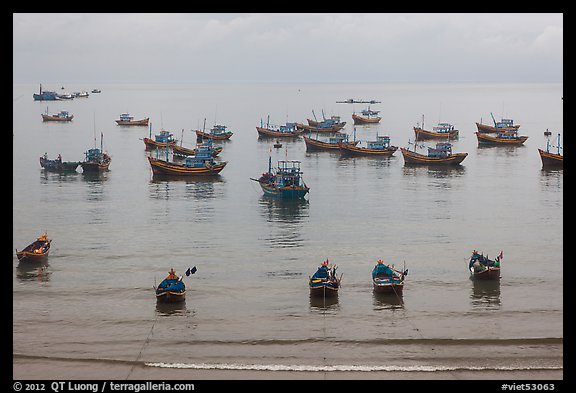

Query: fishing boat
[196,123,234,141]
[251,158,310,199]
[413,115,458,140]
[115,113,149,126]
[538,133,563,168]
[298,111,346,132]
[143,126,178,150]
[155,268,185,302]
[33,84,59,101]
[309,259,341,298]
[41,109,74,122]
[16,234,51,262]
[338,133,397,156]
[72,91,89,98]
[352,107,381,124]
[39,153,80,172]
[336,98,381,104]
[469,250,502,280]
[400,141,468,165]
[172,138,223,159]
[372,259,408,295]
[476,113,520,133]
[147,142,227,176]
[256,117,304,138]
[80,133,111,172]
[475,129,528,145]
[91,89,101,93]
[303,133,359,151]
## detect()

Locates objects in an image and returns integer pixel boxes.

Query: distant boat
[309,259,341,298]
[372,259,407,295]
[80,133,111,172]
[72,91,89,98]
[33,84,59,101]
[414,115,458,140]
[298,110,346,132]
[303,133,359,151]
[336,98,381,104]
[16,233,51,262]
[172,136,223,159]
[115,113,149,126]
[338,132,397,156]
[251,158,309,199]
[469,250,502,280]
[538,133,563,168]
[256,116,304,138]
[475,129,528,145]
[476,113,520,133]
[400,141,467,165]
[147,141,227,176]
[39,153,79,172]
[352,106,381,124]
[143,125,178,150]
[195,121,233,141]
[57,92,74,100]
[91,89,101,93]
[41,109,74,122]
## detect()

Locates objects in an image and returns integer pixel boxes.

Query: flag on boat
[498,251,503,260]
[186,266,197,276]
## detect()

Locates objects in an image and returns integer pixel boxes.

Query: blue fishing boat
[469,251,502,280]
[372,259,407,295]
[309,259,341,298]
[155,267,196,302]
[148,140,227,176]
[143,125,178,150]
[80,133,111,173]
[40,153,80,172]
[251,158,309,199]
[256,116,304,138]
[33,84,59,101]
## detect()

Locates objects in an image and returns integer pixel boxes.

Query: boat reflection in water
[470,279,501,309]
[372,292,405,311]
[16,260,51,283]
[155,300,189,317]
[259,196,309,249]
[309,294,339,311]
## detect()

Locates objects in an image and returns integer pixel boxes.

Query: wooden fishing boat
[41,109,73,122]
[538,133,563,168]
[303,133,359,151]
[147,145,227,176]
[475,130,528,145]
[251,158,309,199]
[39,153,79,172]
[172,139,222,159]
[195,124,233,140]
[155,268,186,302]
[372,259,407,295]
[338,134,397,156]
[115,113,149,126]
[413,116,458,140]
[16,234,51,262]
[476,113,520,133]
[80,133,111,172]
[352,107,381,124]
[143,128,178,150]
[256,117,304,138]
[400,141,467,165]
[309,259,341,298]
[33,84,59,101]
[72,91,89,98]
[469,250,502,280]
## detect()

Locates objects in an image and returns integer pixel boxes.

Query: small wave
[145,362,562,373]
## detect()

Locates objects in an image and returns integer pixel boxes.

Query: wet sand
[13,357,562,381]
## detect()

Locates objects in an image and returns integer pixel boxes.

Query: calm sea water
[13,82,563,376]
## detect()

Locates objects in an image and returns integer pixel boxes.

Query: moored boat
[372,259,407,295]
[413,115,458,140]
[16,233,51,262]
[147,143,227,177]
[155,268,188,302]
[309,259,341,298]
[338,133,397,156]
[41,109,73,122]
[251,158,309,199]
[299,111,346,132]
[80,133,111,172]
[143,126,178,150]
[476,113,520,133]
[172,138,222,159]
[469,250,502,280]
[196,123,234,141]
[33,84,59,101]
[303,133,359,151]
[352,107,381,124]
[256,117,304,138]
[475,129,528,145]
[115,113,149,126]
[538,133,563,168]
[400,141,467,165]
[39,153,80,172]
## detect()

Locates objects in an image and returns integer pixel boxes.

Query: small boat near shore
[309,259,341,298]
[401,141,467,165]
[538,133,563,168]
[40,153,79,172]
[251,158,309,198]
[469,250,502,280]
[41,109,73,122]
[372,259,407,295]
[154,267,194,303]
[115,113,149,126]
[16,234,51,262]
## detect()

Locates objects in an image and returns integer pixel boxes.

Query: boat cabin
[119,113,133,121]
[427,142,452,158]
[155,130,175,143]
[274,160,305,187]
[432,123,455,133]
[211,124,228,135]
[366,135,391,150]
[85,148,104,162]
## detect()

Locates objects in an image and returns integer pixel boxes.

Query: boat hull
[352,114,381,124]
[303,135,359,151]
[372,278,404,295]
[470,267,501,280]
[42,114,73,122]
[413,127,458,141]
[538,149,563,168]
[40,156,79,172]
[156,290,186,303]
[259,182,309,198]
[256,126,303,138]
[81,155,111,172]
[400,148,467,165]
[309,280,339,298]
[475,122,520,134]
[338,143,397,156]
[147,156,226,176]
[475,132,528,145]
[143,137,178,150]
[196,130,233,140]
[116,118,149,126]
[298,123,346,133]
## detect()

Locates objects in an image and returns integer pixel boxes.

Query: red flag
[498,251,503,260]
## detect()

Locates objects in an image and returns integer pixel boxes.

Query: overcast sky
[13,13,563,84]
